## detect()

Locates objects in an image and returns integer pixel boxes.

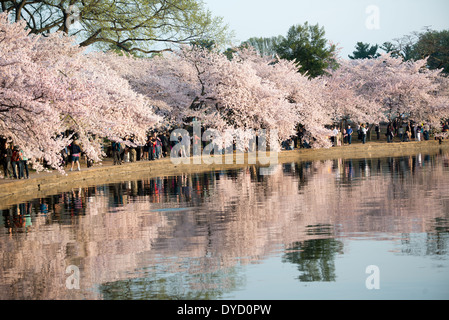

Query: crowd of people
[110,131,172,166]
[2,120,449,179]
[1,142,30,180]
[385,121,432,143]
[323,120,448,148]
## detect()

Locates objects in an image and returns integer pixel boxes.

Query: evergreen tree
[349,42,380,59]
[275,22,337,78]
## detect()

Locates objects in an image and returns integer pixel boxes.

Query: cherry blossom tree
[1,13,74,171]
[97,47,296,149]
[333,54,446,127]
[319,64,386,128]
[100,47,336,149]
[0,13,161,172]
[235,48,334,148]
[40,36,162,155]
[4,10,448,177]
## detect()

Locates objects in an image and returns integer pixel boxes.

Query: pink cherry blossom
[1,13,161,172]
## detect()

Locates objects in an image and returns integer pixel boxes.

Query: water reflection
[0,150,448,299]
[283,236,344,282]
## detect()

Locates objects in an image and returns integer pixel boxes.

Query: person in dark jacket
[160,132,170,157]
[375,124,380,140]
[1,141,13,179]
[70,140,82,171]
[112,141,122,165]
[386,124,394,143]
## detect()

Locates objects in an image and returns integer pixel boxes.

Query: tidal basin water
[1,151,449,300]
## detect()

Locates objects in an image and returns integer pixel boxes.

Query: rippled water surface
[1,151,449,300]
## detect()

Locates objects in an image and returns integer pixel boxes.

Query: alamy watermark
[365,265,380,290]
[66,265,80,290]
[170,121,279,176]
[365,5,380,30]
[65,5,80,30]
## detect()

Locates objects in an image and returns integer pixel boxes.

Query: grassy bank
[0,139,448,210]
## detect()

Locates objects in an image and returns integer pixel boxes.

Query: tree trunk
[368,124,374,141]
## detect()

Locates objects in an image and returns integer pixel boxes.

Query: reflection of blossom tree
[99,264,245,300]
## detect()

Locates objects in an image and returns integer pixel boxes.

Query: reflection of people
[2,208,13,234]
[39,199,48,215]
[23,202,32,233]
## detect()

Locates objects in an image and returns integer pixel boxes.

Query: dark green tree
[274,22,337,78]
[349,42,380,59]
[380,41,398,56]
[414,29,449,74]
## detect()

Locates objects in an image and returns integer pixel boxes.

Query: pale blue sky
[203,0,449,59]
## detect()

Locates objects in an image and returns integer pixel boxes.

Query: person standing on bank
[20,149,29,179]
[342,128,347,145]
[405,124,412,142]
[70,140,82,171]
[361,124,368,144]
[112,141,122,165]
[11,146,23,179]
[416,124,422,142]
[346,125,354,145]
[423,124,430,141]
[332,126,338,147]
[386,124,394,143]
[357,123,362,141]
[1,141,13,179]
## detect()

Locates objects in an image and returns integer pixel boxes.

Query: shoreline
[1,139,448,209]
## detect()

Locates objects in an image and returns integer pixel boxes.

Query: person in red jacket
[11,146,23,179]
